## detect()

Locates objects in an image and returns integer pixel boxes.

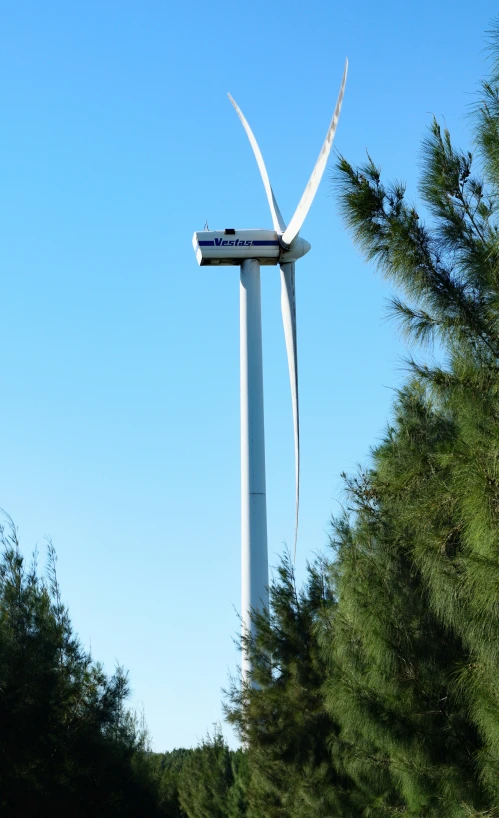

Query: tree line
[0,516,248,817]
[5,23,499,818]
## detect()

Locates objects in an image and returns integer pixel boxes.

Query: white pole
[240,258,269,685]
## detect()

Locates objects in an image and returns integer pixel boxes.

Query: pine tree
[151,748,192,817]
[0,517,164,817]
[327,24,499,813]
[177,726,242,818]
[225,553,356,818]
[324,390,486,816]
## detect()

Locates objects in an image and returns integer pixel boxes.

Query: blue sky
[1,1,498,751]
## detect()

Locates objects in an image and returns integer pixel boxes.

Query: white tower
[240,258,269,682]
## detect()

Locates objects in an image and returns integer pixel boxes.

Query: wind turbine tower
[192,62,348,683]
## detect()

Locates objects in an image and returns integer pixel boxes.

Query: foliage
[225,553,358,817]
[150,748,192,817]
[324,392,486,816]
[0,517,163,817]
[323,26,499,813]
[175,727,247,818]
[148,738,248,818]
[0,523,246,818]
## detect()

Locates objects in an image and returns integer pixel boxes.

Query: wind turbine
[192,61,348,683]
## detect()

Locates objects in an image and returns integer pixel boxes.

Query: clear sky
[1,0,497,751]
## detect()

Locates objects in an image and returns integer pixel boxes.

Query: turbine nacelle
[192,229,311,266]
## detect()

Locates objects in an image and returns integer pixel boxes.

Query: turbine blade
[281,59,348,247]
[280,261,300,561]
[228,93,287,234]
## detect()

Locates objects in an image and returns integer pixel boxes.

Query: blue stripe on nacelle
[198,240,279,248]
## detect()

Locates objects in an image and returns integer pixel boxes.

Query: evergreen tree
[177,726,244,818]
[227,749,250,818]
[150,742,248,818]
[0,517,164,817]
[326,24,499,813]
[225,553,356,818]
[151,748,192,817]
[324,391,486,816]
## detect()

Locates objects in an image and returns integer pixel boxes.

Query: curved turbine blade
[281,59,348,247]
[228,93,286,234]
[280,261,300,561]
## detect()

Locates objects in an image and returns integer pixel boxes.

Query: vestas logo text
[214,238,253,246]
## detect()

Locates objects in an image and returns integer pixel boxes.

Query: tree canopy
[0,517,164,817]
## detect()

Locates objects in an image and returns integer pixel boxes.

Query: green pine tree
[150,748,192,817]
[325,21,499,814]
[324,391,486,816]
[177,726,242,818]
[0,517,164,817]
[225,553,356,818]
